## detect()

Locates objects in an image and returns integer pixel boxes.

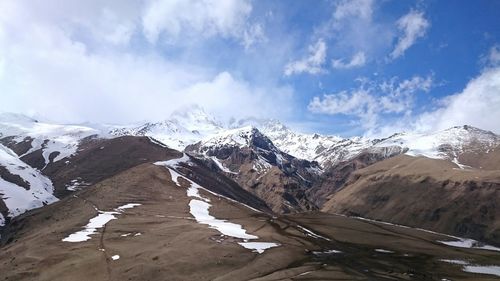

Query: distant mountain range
[1,107,499,216]
[1,107,500,280]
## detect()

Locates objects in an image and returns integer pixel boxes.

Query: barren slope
[322,153,500,245]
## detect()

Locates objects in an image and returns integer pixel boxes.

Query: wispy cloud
[308,75,434,130]
[414,66,500,133]
[310,0,393,70]
[142,0,264,48]
[332,52,366,69]
[284,39,327,76]
[369,46,500,136]
[483,44,500,66]
[332,0,373,21]
[390,10,430,60]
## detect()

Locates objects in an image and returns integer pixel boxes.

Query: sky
[0,0,499,137]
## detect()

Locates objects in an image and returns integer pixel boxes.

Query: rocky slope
[185,126,320,213]
[230,118,343,163]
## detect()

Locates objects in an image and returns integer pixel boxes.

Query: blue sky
[1,0,499,137]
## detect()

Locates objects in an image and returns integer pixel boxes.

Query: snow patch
[238,242,280,253]
[297,225,331,241]
[154,153,191,169]
[438,238,500,252]
[440,259,469,265]
[440,259,500,277]
[62,203,141,243]
[375,249,394,253]
[312,249,342,255]
[210,156,237,174]
[147,136,168,148]
[62,212,118,242]
[464,265,500,277]
[189,199,257,239]
[167,168,183,187]
[66,178,91,191]
[116,203,141,210]
[451,157,472,170]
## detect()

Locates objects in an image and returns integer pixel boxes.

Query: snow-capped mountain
[0,113,102,169]
[373,125,499,162]
[3,108,499,172]
[103,106,500,170]
[1,107,499,220]
[109,105,224,151]
[186,125,320,174]
[230,118,343,163]
[185,126,320,213]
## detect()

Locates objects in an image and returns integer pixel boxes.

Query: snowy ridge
[233,118,343,162]
[2,109,499,172]
[0,144,58,222]
[374,125,499,159]
[196,126,260,151]
[109,105,224,151]
[107,106,500,169]
[0,113,102,167]
[186,125,319,177]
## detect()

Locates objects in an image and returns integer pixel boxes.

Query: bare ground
[1,163,500,281]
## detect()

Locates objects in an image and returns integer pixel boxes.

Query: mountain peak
[169,104,222,130]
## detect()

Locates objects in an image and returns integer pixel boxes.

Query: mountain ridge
[1,107,499,226]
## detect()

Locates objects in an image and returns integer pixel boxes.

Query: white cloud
[333,0,373,21]
[390,10,430,59]
[485,45,500,66]
[414,67,500,133]
[242,23,266,50]
[142,0,264,47]
[284,39,327,76]
[332,52,366,69]
[312,0,394,69]
[308,75,433,130]
[0,0,288,123]
[366,60,500,136]
[308,89,377,128]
